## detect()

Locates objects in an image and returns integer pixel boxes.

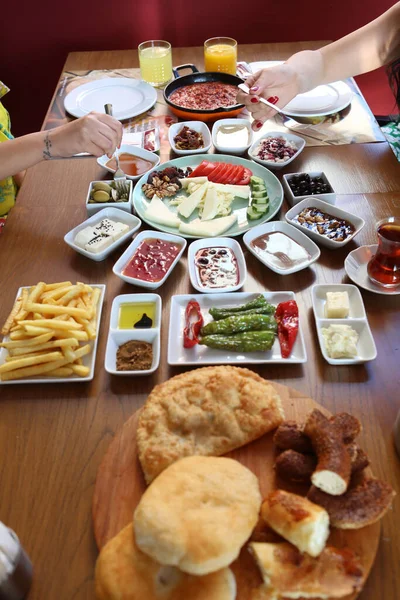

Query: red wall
[1,0,396,136]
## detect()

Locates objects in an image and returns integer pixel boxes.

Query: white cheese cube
[94,219,129,241]
[84,234,113,254]
[74,226,96,248]
[324,291,350,318]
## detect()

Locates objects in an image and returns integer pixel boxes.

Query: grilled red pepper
[183,300,204,348]
[275,300,299,358]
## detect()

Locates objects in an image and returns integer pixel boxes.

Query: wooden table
[0,44,399,600]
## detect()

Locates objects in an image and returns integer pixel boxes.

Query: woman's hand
[49,112,123,158]
[237,63,302,131]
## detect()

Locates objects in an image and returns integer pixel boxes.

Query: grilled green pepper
[209,294,275,320]
[210,306,276,320]
[201,313,277,336]
[199,330,275,352]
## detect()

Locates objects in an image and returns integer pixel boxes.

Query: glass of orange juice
[204,37,237,75]
[138,40,173,87]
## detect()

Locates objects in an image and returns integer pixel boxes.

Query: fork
[104,103,126,182]
[238,83,284,115]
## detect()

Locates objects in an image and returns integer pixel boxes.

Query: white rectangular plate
[168,291,307,365]
[311,284,376,365]
[0,284,106,384]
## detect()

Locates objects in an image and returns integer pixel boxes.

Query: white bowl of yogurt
[212,119,253,155]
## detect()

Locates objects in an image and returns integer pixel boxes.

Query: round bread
[134,456,262,575]
[95,524,236,600]
[137,366,284,484]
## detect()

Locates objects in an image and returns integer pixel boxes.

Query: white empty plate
[283,81,353,117]
[64,78,157,120]
[345,245,400,296]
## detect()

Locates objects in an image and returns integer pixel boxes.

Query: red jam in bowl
[123,238,182,282]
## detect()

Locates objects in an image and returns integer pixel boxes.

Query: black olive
[218,249,227,256]
[198,257,209,265]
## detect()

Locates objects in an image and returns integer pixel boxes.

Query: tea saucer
[344,244,400,295]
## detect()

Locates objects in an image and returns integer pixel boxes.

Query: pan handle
[172,64,199,79]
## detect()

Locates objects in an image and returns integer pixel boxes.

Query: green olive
[92,190,111,202]
[93,182,112,193]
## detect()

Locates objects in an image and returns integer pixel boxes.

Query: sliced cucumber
[252,190,268,200]
[251,183,266,193]
[250,175,264,187]
[247,206,262,220]
[253,203,269,214]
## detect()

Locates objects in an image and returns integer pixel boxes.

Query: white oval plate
[345,244,400,296]
[64,77,157,120]
[243,221,320,275]
[188,237,246,293]
[133,154,284,239]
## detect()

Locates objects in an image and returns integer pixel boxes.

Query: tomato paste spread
[169,82,238,110]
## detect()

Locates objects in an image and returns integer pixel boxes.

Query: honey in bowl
[367,217,400,287]
[106,153,156,177]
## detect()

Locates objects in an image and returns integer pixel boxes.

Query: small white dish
[86,179,133,216]
[105,329,160,376]
[212,119,253,155]
[345,244,400,296]
[282,172,336,206]
[285,197,364,249]
[248,131,305,170]
[188,237,246,294]
[97,144,160,181]
[168,121,211,156]
[312,284,366,319]
[109,293,162,330]
[113,230,187,289]
[168,291,307,365]
[0,285,106,384]
[243,221,320,275]
[315,318,377,365]
[64,208,141,262]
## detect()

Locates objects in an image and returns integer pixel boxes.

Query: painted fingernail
[267,96,279,105]
[251,86,259,92]
[251,97,259,104]
[256,121,263,129]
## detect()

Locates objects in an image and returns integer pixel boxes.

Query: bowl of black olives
[282,172,336,206]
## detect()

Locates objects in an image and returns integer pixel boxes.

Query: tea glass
[138,40,173,87]
[367,216,400,288]
[204,37,237,75]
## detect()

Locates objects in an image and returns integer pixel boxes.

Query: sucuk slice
[230,165,245,185]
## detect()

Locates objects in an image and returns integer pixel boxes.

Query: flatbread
[95,524,236,600]
[137,366,284,483]
[134,456,262,575]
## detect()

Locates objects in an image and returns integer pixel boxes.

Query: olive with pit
[93,182,112,193]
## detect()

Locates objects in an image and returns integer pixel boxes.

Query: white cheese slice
[179,214,237,237]
[144,194,181,228]
[74,226,96,249]
[179,176,208,188]
[324,292,350,318]
[94,219,129,241]
[178,182,209,219]
[212,183,250,199]
[201,186,218,221]
[84,234,113,254]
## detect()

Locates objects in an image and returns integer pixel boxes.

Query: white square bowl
[168,121,212,155]
[113,230,187,289]
[311,284,366,320]
[285,197,365,249]
[188,237,247,293]
[109,293,162,330]
[105,329,160,375]
[211,119,253,154]
[96,144,160,180]
[248,131,305,170]
[282,171,336,206]
[86,179,133,216]
[315,318,377,365]
[243,221,320,275]
[64,208,141,262]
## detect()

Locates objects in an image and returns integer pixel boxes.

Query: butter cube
[324,292,349,318]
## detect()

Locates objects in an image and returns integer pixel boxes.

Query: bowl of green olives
[86,180,133,216]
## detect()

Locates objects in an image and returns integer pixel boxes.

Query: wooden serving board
[92,382,380,600]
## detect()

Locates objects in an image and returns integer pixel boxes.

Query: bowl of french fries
[0,281,105,383]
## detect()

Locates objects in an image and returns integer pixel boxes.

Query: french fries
[0,282,101,381]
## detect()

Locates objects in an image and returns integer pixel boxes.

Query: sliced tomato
[203,162,219,177]
[230,165,245,184]
[212,163,231,183]
[218,164,236,184]
[238,167,253,186]
[207,163,226,182]
[189,160,211,178]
